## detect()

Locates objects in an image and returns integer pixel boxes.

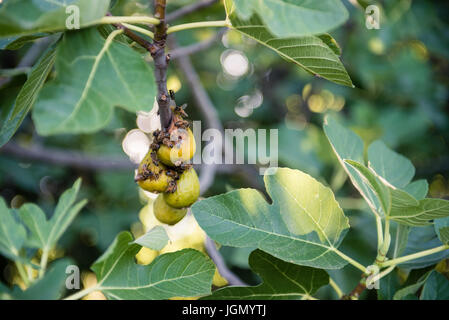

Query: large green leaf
[0,197,27,261]
[420,271,449,300]
[19,178,87,250]
[203,250,328,299]
[368,140,415,189]
[133,226,169,251]
[0,43,57,147]
[1,259,72,300]
[324,116,383,215]
[232,0,348,37]
[192,168,350,269]
[225,1,352,87]
[32,27,156,135]
[89,232,215,300]
[0,0,110,38]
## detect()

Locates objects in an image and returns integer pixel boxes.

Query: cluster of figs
[135,104,199,225]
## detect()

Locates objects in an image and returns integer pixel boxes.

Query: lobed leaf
[19,178,86,250]
[32,27,156,135]
[192,168,350,269]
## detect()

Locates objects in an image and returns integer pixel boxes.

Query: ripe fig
[136,151,169,193]
[163,167,200,208]
[154,194,187,225]
[157,128,196,166]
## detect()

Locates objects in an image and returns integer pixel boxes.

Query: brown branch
[0,141,263,192]
[341,276,367,300]
[205,236,247,286]
[152,0,172,130]
[166,0,219,23]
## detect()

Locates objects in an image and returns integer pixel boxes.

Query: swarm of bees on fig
[135,100,199,225]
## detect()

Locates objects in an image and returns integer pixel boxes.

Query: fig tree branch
[0,142,136,170]
[204,236,247,286]
[152,0,173,130]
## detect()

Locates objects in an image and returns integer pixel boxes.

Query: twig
[169,28,227,60]
[342,277,367,300]
[152,0,172,130]
[0,142,136,171]
[0,141,264,192]
[166,0,219,23]
[107,12,154,51]
[205,236,247,286]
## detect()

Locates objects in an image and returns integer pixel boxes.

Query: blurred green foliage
[0,0,448,298]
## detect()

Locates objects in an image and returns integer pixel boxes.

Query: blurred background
[0,0,448,299]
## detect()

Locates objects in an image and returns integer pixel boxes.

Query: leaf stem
[367,265,395,286]
[375,215,383,252]
[100,16,160,26]
[15,261,30,287]
[152,0,173,130]
[167,20,230,34]
[38,247,49,278]
[329,278,343,298]
[376,218,391,263]
[63,286,99,300]
[333,249,367,274]
[121,23,154,39]
[380,244,449,268]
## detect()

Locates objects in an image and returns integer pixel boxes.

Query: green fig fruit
[154,194,187,225]
[163,167,200,208]
[157,128,196,166]
[136,151,169,193]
